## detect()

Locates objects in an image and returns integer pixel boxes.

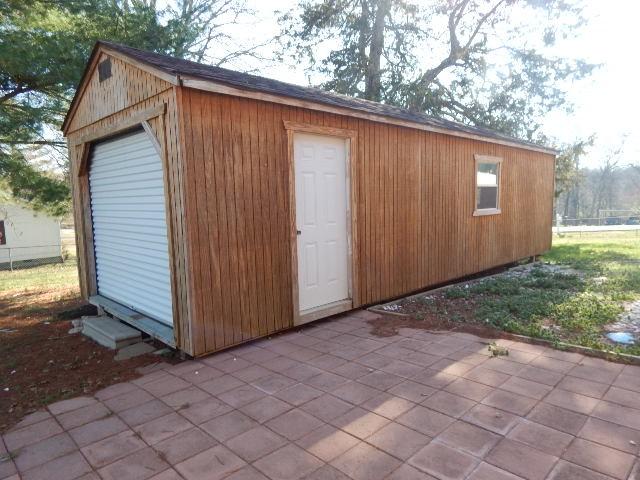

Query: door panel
[89,130,173,326]
[294,133,350,312]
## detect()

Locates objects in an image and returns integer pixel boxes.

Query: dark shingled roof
[70,41,556,154]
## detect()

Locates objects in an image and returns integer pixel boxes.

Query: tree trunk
[363,0,391,102]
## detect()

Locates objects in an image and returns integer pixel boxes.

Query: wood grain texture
[66,53,554,357]
[179,88,555,356]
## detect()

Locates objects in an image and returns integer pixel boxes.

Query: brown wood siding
[66,56,191,352]
[66,53,172,134]
[179,88,555,356]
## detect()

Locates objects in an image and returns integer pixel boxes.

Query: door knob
[296,230,302,235]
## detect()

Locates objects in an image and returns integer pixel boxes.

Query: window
[474,155,502,215]
[0,221,5,245]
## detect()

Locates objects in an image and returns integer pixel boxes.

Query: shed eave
[179,75,558,156]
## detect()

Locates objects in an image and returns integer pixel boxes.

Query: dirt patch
[0,287,177,432]
[367,298,505,340]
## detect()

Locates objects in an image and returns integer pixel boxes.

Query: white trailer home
[0,204,62,270]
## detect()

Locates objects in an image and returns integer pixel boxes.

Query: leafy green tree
[554,136,593,219]
[0,0,258,216]
[279,0,597,142]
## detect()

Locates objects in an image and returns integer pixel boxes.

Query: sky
[187,0,640,170]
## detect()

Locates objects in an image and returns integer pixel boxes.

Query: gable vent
[98,58,112,82]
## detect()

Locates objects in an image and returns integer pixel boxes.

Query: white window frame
[474,154,502,216]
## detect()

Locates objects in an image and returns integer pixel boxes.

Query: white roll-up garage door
[89,130,173,326]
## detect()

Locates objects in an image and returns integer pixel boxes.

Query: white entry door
[294,133,350,313]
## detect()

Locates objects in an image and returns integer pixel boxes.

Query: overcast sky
[212,0,639,169]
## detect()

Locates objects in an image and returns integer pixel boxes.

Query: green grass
[459,231,640,354]
[0,257,79,292]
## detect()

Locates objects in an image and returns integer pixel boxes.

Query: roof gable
[63,45,174,133]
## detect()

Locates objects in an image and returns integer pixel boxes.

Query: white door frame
[284,121,359,326]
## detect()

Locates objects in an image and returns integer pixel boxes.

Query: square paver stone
[226,426,287,462]
[119,399,174,427]
[498,377,552,401]
[4,419,63,451]
[175,445,246,480]
[481,389,537,416]
[21,451,92,480]
[386,464,440,480]
[240,396,293,423]
[422,391,476,418]
[13,432,77,472]
[468,462,531,480]
[436,420,501,457]
[149,427,216,465]
[527,403,587,435]
[200,411,258,442]
[178,397,233,425]
[331,442,401,480]
[160,387,210,409]
[97,448,169,480]
[409,441,479,480]
[444,378,493,402]
[218,385,267,408]
[545,389,600,415]
[547,460,621,480]
[578,417,640,455]
[56,402,111,430]
[103,388,154,413]
[296,424,359,462]
[273,383,323,406]
[506,419,574,456]
[254,444,324,480]
[300,394,354,422]
[397,405,455,437]
[367,422,431,460]
[81,430,146,469]
[331,407,390,439]
[266,409,324,441]
[142,376,191,397]
[199,375,245,396]
[48,396,97,415]
[68,416,129,447]
[134,412,193,445]
[388,381,436,403]
[562,438,635,480]
[485,438,557,480]
[360,392,415,420]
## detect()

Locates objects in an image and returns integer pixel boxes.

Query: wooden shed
[63,41,556,357]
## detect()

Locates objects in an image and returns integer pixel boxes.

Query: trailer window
[0,221,5,245]
[474,155,502,215]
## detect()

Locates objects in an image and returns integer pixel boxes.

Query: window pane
[477,186,498,210]
[477,162,498,186]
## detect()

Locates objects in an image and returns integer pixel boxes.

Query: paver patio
[2,309,640,480]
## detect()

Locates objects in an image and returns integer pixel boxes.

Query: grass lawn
[382,231,640,355]
[0,257,79,292]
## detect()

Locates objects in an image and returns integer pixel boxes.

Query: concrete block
[82,316,141,350]
[114,342,156,361]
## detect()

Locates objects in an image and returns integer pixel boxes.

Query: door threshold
[89,294,175,347]
[297,299,352,325]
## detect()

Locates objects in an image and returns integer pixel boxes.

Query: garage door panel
[89,130,173,326]
[92,231,169,249]
[89,178,165,192]
[90,164,164,182]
